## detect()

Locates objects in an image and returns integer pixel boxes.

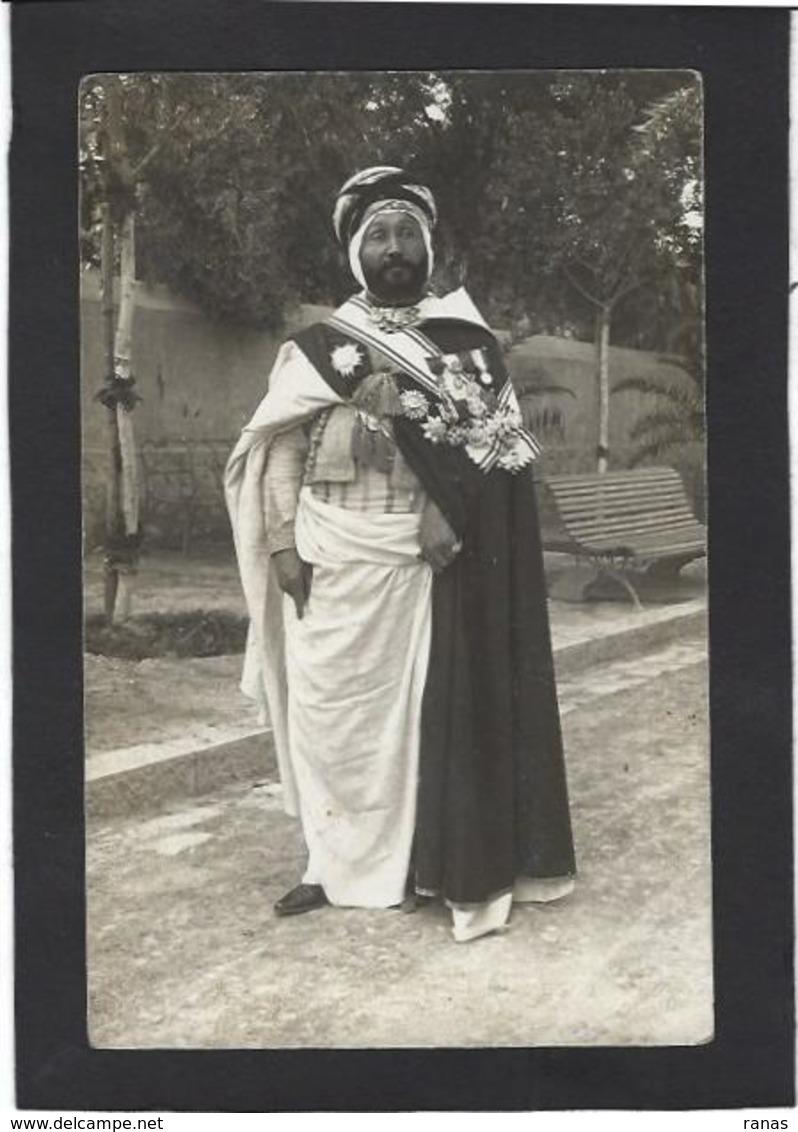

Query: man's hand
[418,499,462,573]
[273,548,313,619]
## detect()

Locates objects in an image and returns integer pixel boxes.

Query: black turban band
[336,174,436,248]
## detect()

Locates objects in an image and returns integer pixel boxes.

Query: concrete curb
[553,600,706,679]
[86,598,706,821]
[86,730,275,822]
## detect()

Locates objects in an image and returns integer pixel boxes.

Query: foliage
[612,290,705,516]
[84,609,248,659]
[81,73,440,327]
[505,358,576,400]
[79,70,703,350]
[483,73,701,341]
[612,370,705,462]
[611,84,705,471]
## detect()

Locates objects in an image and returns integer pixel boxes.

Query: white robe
[286,489,431,907]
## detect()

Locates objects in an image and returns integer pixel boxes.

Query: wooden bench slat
[556,516,692,536]
[586,528,705,550]
[547,468,679,483]
[547,484,683,500]
[550,477,687,493]
[581,534,705,553]
[547,471,681,487]
[561,502,697,522]
[587,533,705,553]
[616,523,706,542]
[568,531,704,553]
[554,495,691,519]
[572,543,703,557]
[564,512,702,536]
[549,482,686,501]
[547,468,682,484]
[570,513,701,534]
[549,487,689,507]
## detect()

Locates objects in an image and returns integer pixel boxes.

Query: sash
[326,297,541,473]
[324,300,448,403]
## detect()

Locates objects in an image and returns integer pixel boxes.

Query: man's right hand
[272,548,313,620]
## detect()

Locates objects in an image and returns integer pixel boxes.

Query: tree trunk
[100,201,121,622]
[115,210,139,536]
[113,210,139,621]
[100,76,141,623]
[596,303,612,474]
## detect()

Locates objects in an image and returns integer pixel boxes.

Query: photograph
[79,69,713,1049]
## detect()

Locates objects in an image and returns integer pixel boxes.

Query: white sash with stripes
[325,295,541,473]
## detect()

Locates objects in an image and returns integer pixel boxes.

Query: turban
[333,166,437,290]
[333,166,437,248]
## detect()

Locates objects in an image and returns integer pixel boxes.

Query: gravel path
[87,653,712,1049]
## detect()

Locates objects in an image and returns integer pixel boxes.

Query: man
[225,166,576,942]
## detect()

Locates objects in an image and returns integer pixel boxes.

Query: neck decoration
[364,299,423,334]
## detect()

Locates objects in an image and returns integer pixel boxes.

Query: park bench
[538,466,706,610]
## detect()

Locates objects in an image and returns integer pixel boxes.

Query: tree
[81,73,441,327]
[486,72,702,472]
[611,82,705,508]
[82,76,155,620]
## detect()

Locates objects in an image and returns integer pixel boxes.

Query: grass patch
[84,610,248,660]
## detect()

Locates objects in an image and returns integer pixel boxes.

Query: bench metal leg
[585,564,645,611]
[606,570,645,612]
[547,562,644,610]
[546,562,602,603]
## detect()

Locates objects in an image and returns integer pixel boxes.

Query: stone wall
[81,271,328,547]
[82,272,704,547]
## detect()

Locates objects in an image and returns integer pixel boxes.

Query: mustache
[362,253,428,300]
[377,254,428,279]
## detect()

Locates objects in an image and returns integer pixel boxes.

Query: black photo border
[10,1,794,1111]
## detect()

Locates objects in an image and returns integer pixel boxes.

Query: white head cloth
[347,200,435,292]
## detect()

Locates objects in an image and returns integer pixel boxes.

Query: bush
[84,610,248,660]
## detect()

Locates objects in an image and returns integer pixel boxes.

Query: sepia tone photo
[80,70,710,1048]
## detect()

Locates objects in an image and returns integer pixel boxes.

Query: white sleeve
[264,424,310,554]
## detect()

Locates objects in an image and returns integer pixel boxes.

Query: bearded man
[225,166,576,942]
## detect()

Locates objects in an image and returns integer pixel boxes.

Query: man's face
[359,209,429,305]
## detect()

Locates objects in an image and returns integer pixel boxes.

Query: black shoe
[400,892,435,914]
[274,883,328,917]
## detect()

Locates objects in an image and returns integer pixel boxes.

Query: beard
[361,255,429,306]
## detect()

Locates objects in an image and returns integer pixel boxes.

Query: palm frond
[627,429,696,464]
[518,382,577,399]
[629,408,699,442]
[612,374,701,405]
